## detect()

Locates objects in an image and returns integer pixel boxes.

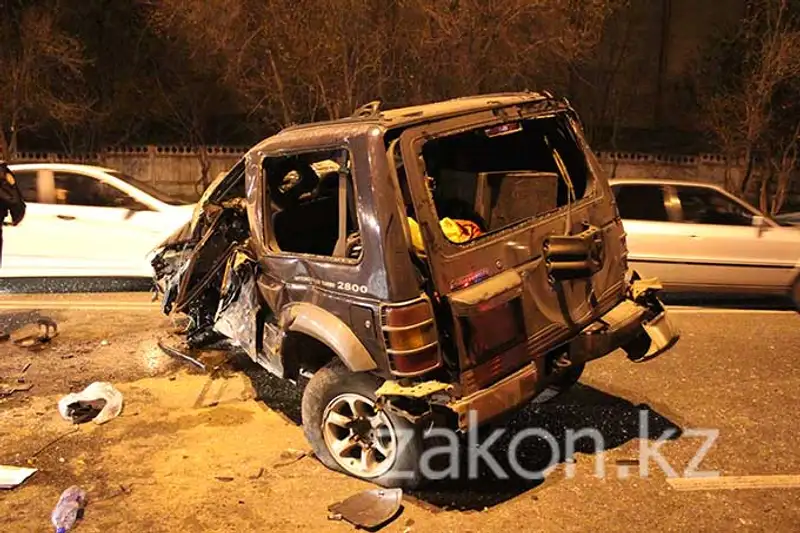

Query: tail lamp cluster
[381,298,441,377]
[461,300,525,361]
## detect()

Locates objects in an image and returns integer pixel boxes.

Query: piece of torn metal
[213,250,261,360]
[12,318,58,351]
[328,488,403,530]
[272,449,308,468]
[627,269,663,303]
[57,382,123,425]
[375,380,454,399]
[157,338,207,371]
[0,383,33,398]
[0,465,37,489]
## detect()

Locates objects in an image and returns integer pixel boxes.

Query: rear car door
[666,184,798,292]
[611,183,687,285]
[397,103,628,395]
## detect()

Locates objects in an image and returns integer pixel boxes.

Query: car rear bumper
[445,280,679,430]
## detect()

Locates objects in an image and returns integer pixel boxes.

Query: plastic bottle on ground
[51,486,87,533]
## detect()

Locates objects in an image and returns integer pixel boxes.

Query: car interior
[265,151,359,258]
[419,115,592,238]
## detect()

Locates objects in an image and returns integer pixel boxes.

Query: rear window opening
[418,114,594,242]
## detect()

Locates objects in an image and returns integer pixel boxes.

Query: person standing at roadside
[0,161,26,266]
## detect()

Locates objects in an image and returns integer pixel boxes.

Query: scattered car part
[0,383,33,398]
[327,488,403,530]
[156,338,207,371]
[13,318,58,351]
[30,428,80,459]
[0,465,37,489]
[57,382,123,425]
[248,467,265,480]
[775,210,800,227]
[272,449,309,468]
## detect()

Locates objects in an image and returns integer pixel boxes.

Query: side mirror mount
[124,208,137,221]
[752,215,767,236]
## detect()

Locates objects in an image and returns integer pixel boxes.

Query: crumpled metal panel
[640,310,680,360]
[630,276,664,303]
[213,249,261,361]
[327,488,403,529]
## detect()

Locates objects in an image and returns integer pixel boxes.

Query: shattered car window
[418,115,594,243]
[263,149,361,259]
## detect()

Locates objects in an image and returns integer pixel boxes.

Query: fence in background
[14,145,247,200]
[12,145,798,207]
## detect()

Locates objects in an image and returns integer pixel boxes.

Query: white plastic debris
[57,382,123,425]
[0,465,37,489]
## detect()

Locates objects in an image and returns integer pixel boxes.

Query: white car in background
[2,163,195,279]
[610,178,800,308]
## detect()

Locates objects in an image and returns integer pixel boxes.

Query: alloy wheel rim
[322,393,397,478]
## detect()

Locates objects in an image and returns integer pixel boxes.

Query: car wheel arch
[278,303,377,377]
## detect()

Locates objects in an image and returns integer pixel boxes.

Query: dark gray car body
[153,93,678,430]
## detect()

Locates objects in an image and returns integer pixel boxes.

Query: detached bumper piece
[569,278,679,365]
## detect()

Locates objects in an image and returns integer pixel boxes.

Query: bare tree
[147,0,624,129]
[0,2,88,159]
[696,0,800,205]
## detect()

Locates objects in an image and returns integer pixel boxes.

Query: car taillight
[461,299,525,363]
[382,299,441,377]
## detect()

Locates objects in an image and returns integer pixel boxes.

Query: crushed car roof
[292,91,549,129]
[249,92,554,154]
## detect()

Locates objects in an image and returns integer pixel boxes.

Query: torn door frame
[209,247,379,378]
[212,246,263,362]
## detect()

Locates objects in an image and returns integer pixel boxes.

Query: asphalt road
[1,294,798,532]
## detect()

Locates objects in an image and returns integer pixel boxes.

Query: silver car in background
[610,179,800,308]
[776,211,800,227]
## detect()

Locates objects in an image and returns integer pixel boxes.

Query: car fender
[280,303,377,373]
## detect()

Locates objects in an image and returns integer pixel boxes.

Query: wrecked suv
[152,93,679,488]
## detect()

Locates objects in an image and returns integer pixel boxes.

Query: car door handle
[689,234,701,239]
[57,215,76,221]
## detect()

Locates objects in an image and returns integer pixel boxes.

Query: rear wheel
[301,359,424,488]
[792,276,800,311]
